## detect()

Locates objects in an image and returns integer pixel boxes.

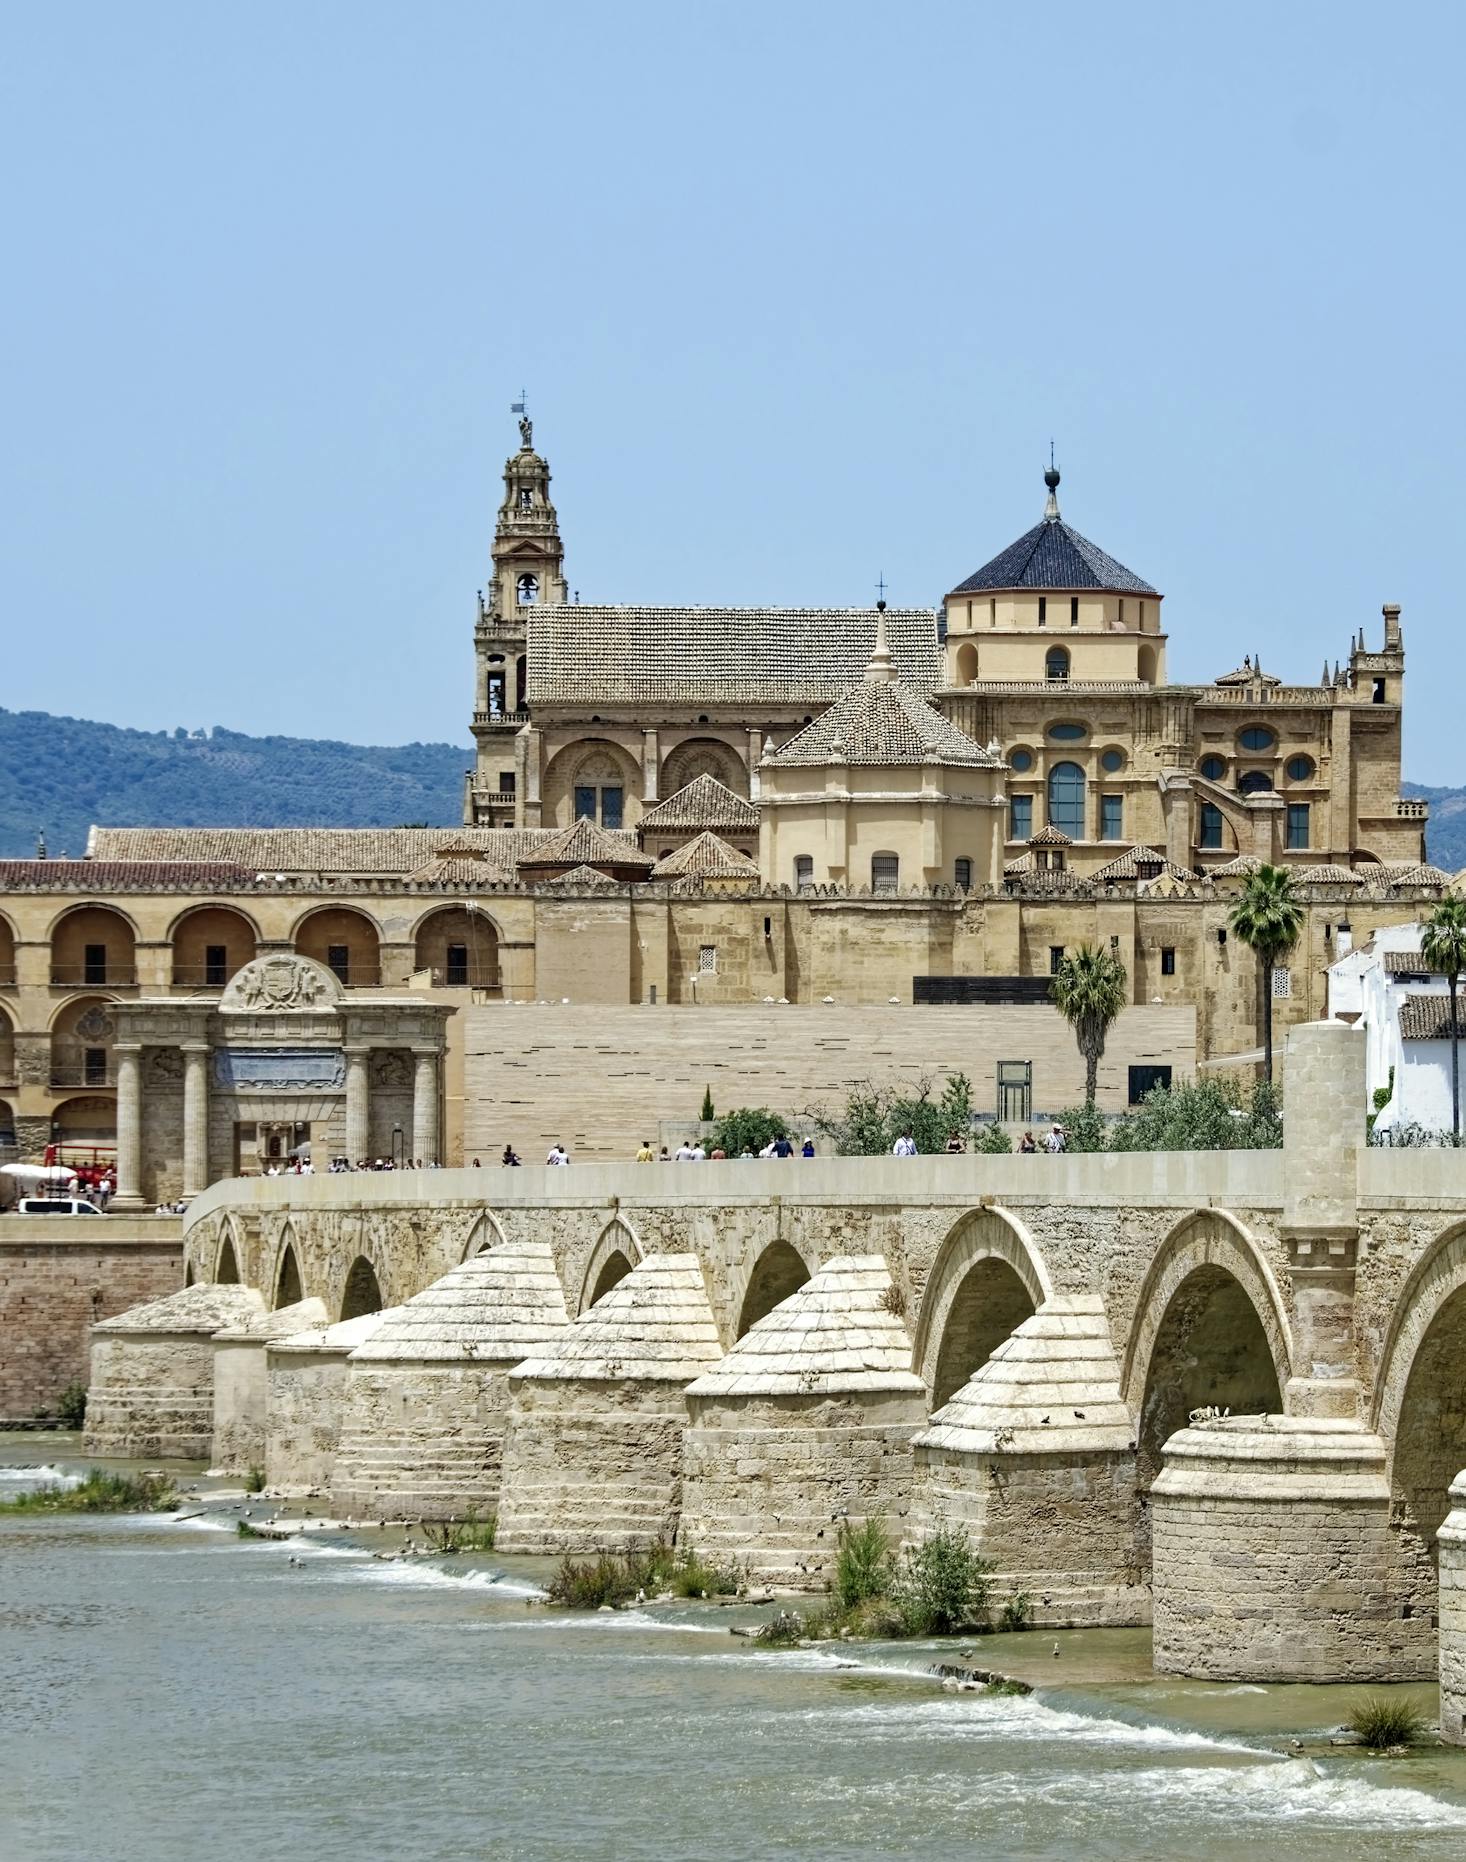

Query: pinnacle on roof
[650,832,761,880]
[951,466,1157,596]
[512,1254,723,1384]
[763,674,1000,769]
[638,774,760,834]
[684,1255,925,1398]
[1214,654,1281,687]
[349,1243,570,1363]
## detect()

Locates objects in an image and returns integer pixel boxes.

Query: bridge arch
[579,1217,642,1314]
[735,1239,812,1337]
[271,1223,304,1308]
[214,1217,243,1286]
[912,1206,1053,1407]
[1123,1209,1292,1514]
[461,1210,508,1260]
[340,1253,385,1321]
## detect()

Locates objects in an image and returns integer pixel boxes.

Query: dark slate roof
[952,518,1156,596]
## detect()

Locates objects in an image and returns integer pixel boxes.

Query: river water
[4,1441,1466,1861]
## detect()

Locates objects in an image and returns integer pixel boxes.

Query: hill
[0,708,470,858]
[1404,783,1466,875]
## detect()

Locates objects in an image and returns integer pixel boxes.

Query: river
[4,1439,1466,1861]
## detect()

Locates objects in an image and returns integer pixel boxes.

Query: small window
[954,857,973,890]
[1161,947,1176,976]
[1285,755,1314,782]
[871,852,900,893]
[1100,794,1124,840]
[1038,596,1047,626]
[1118,599,1126,626]
[1100,748,1124,773]
[1070,595,1079,626]
[446,943,469,986]
[574,786,596,820]
[698,945,717,973]
[1048,721,1086,741]
[517,488,532,511]
[1199,755,1226,782]
[84,1047,108,1086]
[204,944,227,988]
[1239,771,1274,795]
[1049,945,1065,975]
[1287,802,1310,850]
[516,572,539,606]
[794,855,814,891]
[1045,646,1070,682]
[1199,802,1224,850]
[1010,747,1034,772]
[601,787,624,829]
[84,943,107,986]
[1238,726,1275,752]
[498,771,515,794]
[1129,1063,1172,1104]
[1372,678,1386,704]
[1272,967,1292,998]
[997,1060,1032,1121]
[1009,795,1033,841]
[327,944,350,984]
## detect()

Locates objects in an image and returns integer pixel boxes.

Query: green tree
[1228,865,1304,1082]
[1051,944,1129,1105]
[712,1107,788,1156]
[1422,898,1466,1138]
[811,1073,974,1155]
[699,1084,715,1123]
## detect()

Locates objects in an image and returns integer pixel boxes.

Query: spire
[1321,659,1332,687]
[864,600,897,684]
[1043,444,1061,522]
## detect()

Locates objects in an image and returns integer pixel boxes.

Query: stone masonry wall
[332,1361,515,1521]
[265,1348,351,1496]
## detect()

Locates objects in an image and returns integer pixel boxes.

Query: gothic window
[574,786,596,821]
[572,752,626,828]
[516,572,539,606]
[871,852,900,893]
[1047,762,1085,839]
[601,787,624,829]
[1045,647,1070,682]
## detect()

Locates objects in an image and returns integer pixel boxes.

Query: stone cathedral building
[0,421,1444,1191]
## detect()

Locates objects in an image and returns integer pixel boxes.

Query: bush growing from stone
[892,1521,992,1636]
[833,1515,894,1612]
[1347,1695,1427,1749]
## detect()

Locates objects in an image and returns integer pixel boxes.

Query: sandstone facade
[210,1296,328,1475]
[263,1308,397,1496]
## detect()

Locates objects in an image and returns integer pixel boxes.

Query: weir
[74,1019,1466,1702]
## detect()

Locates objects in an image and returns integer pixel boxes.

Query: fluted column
[113,1044,144,1210]
[181,1042,210,1198]
[345,1047,370,1163]
[412,1048,439,1165]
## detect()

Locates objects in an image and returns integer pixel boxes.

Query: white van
[15,1197,103,1216]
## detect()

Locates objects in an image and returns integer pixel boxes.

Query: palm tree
[1422,897,1466,1139]
[1051,944,1129,1105]
[1228,864,1303,1083]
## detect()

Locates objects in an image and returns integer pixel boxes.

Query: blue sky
[3,3,1462,780]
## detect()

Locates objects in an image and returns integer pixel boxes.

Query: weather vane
[875,571,888,605]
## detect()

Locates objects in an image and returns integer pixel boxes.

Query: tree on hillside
[1051,944,1129,1106]
[1422,897,1466,1139]
[1227,865,1303,1082]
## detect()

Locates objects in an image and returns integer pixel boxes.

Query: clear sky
[3,3,1462,779]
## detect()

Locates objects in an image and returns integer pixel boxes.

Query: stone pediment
[220,954,344,1013]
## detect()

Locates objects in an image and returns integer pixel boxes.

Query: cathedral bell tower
[465,416,568,827]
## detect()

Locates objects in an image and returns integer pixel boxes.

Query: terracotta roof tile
[763,679,998,769]
[1399,993,1463,1041]
[650,832,761,880]
[638,775,760,833]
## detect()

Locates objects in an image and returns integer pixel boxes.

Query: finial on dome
[865,603,897,684]
[1043,443,1061,521]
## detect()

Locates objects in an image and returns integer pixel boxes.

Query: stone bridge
[138,1020,1466,1696]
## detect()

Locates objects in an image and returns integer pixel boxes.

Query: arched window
[794,855,814,892]
[1199,802,1224,849]
[1045,646,1070,682]
[1239,771,1274,795]
[516,572,539,606]
[954,857,973,890]
[871,852,900,893]
[1047,762,1085,839]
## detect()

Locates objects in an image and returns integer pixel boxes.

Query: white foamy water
[787,1689,1262,1755]
[0,1463,84,1489]
[1042,1757,1466,1831]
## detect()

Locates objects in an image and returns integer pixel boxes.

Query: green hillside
[0,708,470,858]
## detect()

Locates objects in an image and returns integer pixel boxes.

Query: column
[113,1043,144,1210]
[345,1046,370,1163]
[412,1048,439,1165]
[181,1042,210,1198]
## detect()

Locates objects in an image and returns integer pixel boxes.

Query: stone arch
[413,904,500,989]
[48,903,138,987]
[273,1224,304,1309]
[49,1094,117,1142]
[340,1254,384,1321]
[1372,1225,1466,1607]
[660,736,748,799]
[215,1224,241,1285]
[167,903,260,987]
[735,1240,811,1337]
[542,738,641,829]
[292,905,382,986]
[913,1206,1053,1403]
[0,1004,13,1085]
[1137,642,1158,685]
[954,641,978,684]
[579,1217,643,1313]
[461,1210,507,1260]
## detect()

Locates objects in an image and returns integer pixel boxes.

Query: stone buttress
[910,1295,1145,1627]
[1438,1471,1466,1742]
[264,1308,401,1497]
[210,1297,328,1475]
[85,1282,267,1460]
[496,1253,723,1554]
[331,1243,569,1520]
[678,1255,927,1588]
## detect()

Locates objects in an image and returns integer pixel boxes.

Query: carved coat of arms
[232,956,329,1012]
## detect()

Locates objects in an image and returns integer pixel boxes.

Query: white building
[1328,921,1461,1133]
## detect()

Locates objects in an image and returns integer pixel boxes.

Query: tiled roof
[1208,854,1263,878]
[763,679,998,768]
[512,1254,723,1384]
[1399,993,1464,1041]
[1382,862,1450,888]
[1298,864,1363,885]
[1027,824,1073,847]
[638,775,760,834]
[516,817,656,871]
[525,606,941,705]
[407,843,503,886]
[1090,844,1194,884]
[533,863,627,890]
[1214,657,1281,686]
[0,860,258,891]
[86,827,567,876]
[350,1243,570,1363]
[1383,948,1453,977]
[650,832,761,879]
[952,517,1156,596]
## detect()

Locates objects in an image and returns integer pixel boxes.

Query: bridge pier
[1439,1473,1466,1741]
[210,1297,327,1475]
[85,1283,265,1460]
[264,1309,396,1496]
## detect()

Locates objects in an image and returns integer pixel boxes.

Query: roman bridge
[150,1019,1466,1693]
